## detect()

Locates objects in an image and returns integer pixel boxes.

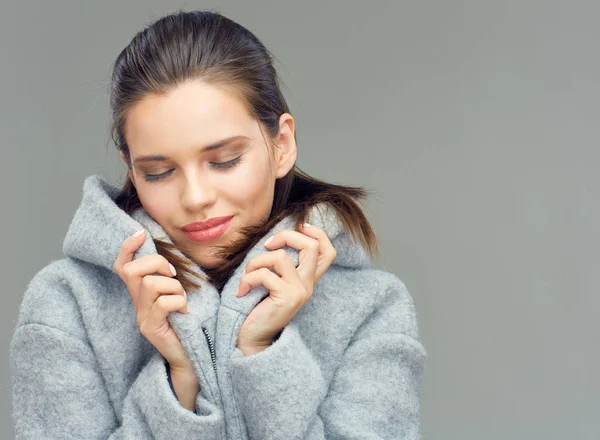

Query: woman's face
[121,80,297,269]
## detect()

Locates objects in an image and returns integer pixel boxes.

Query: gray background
[3,1,598,439]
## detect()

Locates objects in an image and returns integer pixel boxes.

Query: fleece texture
[10,174,427,439]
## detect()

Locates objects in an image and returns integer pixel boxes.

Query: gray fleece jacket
[10,174,427,440]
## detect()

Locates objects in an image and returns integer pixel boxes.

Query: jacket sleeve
[228,275,427,440]
[9,267,224,440]
[10,323,224,440]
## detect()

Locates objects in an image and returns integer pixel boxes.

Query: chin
[192,254,223,270]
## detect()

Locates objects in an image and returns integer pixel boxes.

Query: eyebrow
[132,135,251,165]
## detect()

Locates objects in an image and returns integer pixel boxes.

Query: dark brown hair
[109,9,379,293]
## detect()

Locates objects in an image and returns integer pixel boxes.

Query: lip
[182,216,234,232]
[182,216,233,243]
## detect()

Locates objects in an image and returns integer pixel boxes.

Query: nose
[180,170,217,212]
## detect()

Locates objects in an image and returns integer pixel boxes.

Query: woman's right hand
[113,229,193,373]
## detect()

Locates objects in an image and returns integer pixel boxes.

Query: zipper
[202,326,218,374]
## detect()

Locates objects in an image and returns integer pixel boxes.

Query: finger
[265,229,319,285]
[296,223,337,281]
[244,249,298,281]
[122,254,176,279]
[113,229,147,276]
[121,255,177,303]
[140,294,188,334]
[137,275,187,319]
[236,267,286,300]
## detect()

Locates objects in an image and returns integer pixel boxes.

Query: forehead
[124,80,255,151]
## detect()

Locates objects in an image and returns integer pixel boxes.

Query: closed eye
[143,156,243,182]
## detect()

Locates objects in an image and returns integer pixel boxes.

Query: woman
[10,9,427,440]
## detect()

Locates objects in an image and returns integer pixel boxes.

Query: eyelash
[143,156,243,182]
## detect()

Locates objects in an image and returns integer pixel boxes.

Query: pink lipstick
[181,216,234,242]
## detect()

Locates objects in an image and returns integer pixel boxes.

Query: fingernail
[265,235,274,246]
[183,290,187,299]
[303,223,311,228]
[169,263,177,276]
[132,229,145,237]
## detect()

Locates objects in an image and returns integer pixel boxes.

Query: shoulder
[318,265,412,308]
[14,257,102,339]
[309,266,420,335]
[334,266,422,338]
[365,269,423,342]
[296,266,426,367]
[328,267,425,353]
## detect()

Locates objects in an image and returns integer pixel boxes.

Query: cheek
[221,155,274,205]
[138,186,178,220]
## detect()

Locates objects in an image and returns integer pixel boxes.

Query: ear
[273,113,297,178]
[120,152,136,187]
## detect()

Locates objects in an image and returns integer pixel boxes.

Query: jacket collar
[63,174,371,315]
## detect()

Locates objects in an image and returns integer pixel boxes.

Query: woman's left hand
[235,223,337,355]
